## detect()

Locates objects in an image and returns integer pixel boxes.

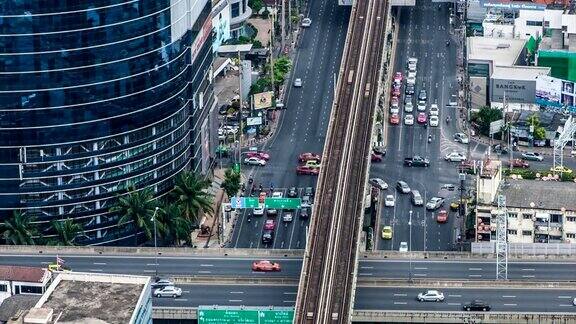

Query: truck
[403,156,430,167]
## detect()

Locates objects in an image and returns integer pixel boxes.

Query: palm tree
[158,203,192,246]
[171,171,214,226]
[49,218,83,246]
[1,210,38,245]
[111,187,158,246]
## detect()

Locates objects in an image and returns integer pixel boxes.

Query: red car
[296,165,319,175]
[393,72,403,84]
[389,113,400,125]
[371,153,383,162]
[508,158,529,168]
[391,86,401,97]
[298,152,321,162]
[263,219,276,230]
[245,151,270,161]
[417,112,427,124]
[437,210,448,223]
[252,260,281,272]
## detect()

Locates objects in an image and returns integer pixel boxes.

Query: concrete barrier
[356,279,576,289]
[171,276,299,286]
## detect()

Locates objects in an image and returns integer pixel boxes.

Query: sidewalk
[470,132,573,157]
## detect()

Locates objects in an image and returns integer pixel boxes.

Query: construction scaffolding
[553,116,576,175]
[496,195,508,280]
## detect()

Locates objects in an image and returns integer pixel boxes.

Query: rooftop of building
[35,272,149,324]
[491,65,550,80]
[0,265,49,283]
[0,294,40,323]
[467,36,526,67]
[499,179,576,211]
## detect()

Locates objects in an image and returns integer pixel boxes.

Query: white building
[0,266,51,305]
[230,0,252,38]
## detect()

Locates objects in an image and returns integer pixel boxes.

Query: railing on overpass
[152,307,576,323]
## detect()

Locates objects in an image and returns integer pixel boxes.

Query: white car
[272,191,283,198]
[219,126,238,135]
[406,76,416,85]
[384,194,395,207]
[404,114,414,125]
[429,104,439,116]
[244,157,266,166]
[301,17,312,27]
[407,57,418,71]
[282,212,293,222]
[154,286,182,298]
[399,241,408,252]
[521,152,544,161]
[445,151,466,162]
[404,102,414,112]
[390,106,399,115]
[417,101,426,111]
[407,71,417,79]
[426,197,445,210]
[417,290,445,302]
[429,115,439,127]
[454,132,469,144]
[369,178,388,190]
[253,206,265,216]
[293,78,302,87]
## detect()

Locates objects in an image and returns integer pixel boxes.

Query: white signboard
[246,117,263,126]
[489,119,505,135]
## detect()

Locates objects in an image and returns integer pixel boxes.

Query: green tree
[221,169,241,198]
[171,171,214,226]
[249,0,264,14]
[527,114,547,140]
[249,77,272,95]
[111,187,158,245]
[472,106,503,136]
[0,210,38,245]
[49,218,83,246]
[157,203,193,246]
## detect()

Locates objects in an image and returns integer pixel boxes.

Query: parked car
[521,152,543,161]
[417,290,445,302]
[463,300,491,311]
[369,178,388,190]
[252,260,281,271]
[301,17,312,27]
[154,286,182,298]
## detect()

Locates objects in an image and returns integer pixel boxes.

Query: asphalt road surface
[229,0,350,249]
[152,284,576,313]
[371,1,461,254]
[6,254,576,281]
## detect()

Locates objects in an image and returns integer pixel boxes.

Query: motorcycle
[446,40,450,46]
[428,135,432,143]
[446,116,451,124]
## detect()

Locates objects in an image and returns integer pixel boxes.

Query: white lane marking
[468,274,482,278]
[174,299,189,301]
[93,262,107,265]
[200,264,214,267]
[448,303,461,306]
[502,296,516,298]
[89,269,103,272]
[414,273,427,277]
[558,296,573,299]
[521,268,535,271]
[560,304,574,307]
[198,270,212,274]
[393,293,407,297]
[359,273,373,276]
[361,266,374,269]
[522,275,535,278]
[448,295,461,298]
[414,267,428,270]
[143,270,155,273]
[393,302,407,305]
[182,290,190,293]
[283,300,296,303]
[503,303,517,306]
[229,299,243,302]
[146,263,159,266]
[468,267,482,271]
[230,291,244,294]
[283,292,297,295]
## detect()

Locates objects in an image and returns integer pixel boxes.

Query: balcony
[230,5,252,30]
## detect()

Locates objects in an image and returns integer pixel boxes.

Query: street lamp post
[151,206,160,277]
[408,210,413,281]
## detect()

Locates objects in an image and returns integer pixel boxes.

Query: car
[287,187,298,198]
[262,230,274,243]
[404,156,430,167]
[429,115,439,127]
[390,96,399,108]
[418,90,427,101]
[304,187,315,197]
[450,198,467,211]
[404,101,414,113]
[272,191,283,198]
[404,114,414,125]
[245,151,270,161]
[454,132,469,144]
[550,165,573,174]
[393,72,403,83]
[392,83,401,91]
[391,86,401,97]
[381,226,393,239]
[389,113,400,125]
[407,57,418,71]
[300,208,309,219]
[405,84,415,94]
[305,160,321,168]
[390,106,399,115]
[373,146,387,156]
[154,286,182,298]
[244,157,266,166]
[417,290,445,302]
[396,181,411,194]
[436,210,448,223]
[426,197,445,210]
[253,206,265,216]
[417,101,426,111]
[369,178,388,190]
[404,94,413,104]
[282,212,293,222]
[219,125,239,134]
[507,158,529,168]
[407,71,417,79]
[399,241,409,252]
[521,152,543,161]
[411,190,423,206]
[296,166,319,175]
[384,194,395,207]
[47,263,71,272]
[429,103,439,116]
[263,219,276,230]
[258,192,267,203]
[371,153,383,162]
[266,207,278,216]
[406,75,416,85]
[444,152,466,162]
[417,112,427,124]
[301,195,311,208]
[298,152,321,162]
[293,78,302,87]
[301,17,312,27]
[151,278,175,289]
[441,184,456,191]
[463,300,491,311]
[573,297,576,306]
[252,260,281,272]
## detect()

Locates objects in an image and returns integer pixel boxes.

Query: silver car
[154,286,182,298]
[417,290,444,302]
[294,78,302,87]
[426,197,445,210]
[282,212,293,222]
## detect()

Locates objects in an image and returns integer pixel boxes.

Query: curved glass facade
[0,0,215,245]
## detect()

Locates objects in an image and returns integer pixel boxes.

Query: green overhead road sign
[264,198,301,209]
[198,306,294,324]
[229,197,260,209]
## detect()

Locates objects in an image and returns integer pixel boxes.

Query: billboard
[253,91,274,109]
[480,0,546,11]
[211,0,231,52]
[490,78,536,104]
[535,75,576,113]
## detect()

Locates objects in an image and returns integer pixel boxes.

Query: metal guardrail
[472,242,576,256]
[152,307,576,322]
[171,276,299,285]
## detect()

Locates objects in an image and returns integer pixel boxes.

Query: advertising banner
[481,0,546,11]
[253,91,274,110]
[535,75,576,113]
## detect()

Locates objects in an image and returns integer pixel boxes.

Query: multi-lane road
[228,0,350,249]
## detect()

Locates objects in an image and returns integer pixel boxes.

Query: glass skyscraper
[0,0,215,245]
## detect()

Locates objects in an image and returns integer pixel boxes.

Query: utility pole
[280,0,285,52]
[408,210,413,281]
[237,50,243,172]
[270,4,276,97]
[151,207,160,277]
